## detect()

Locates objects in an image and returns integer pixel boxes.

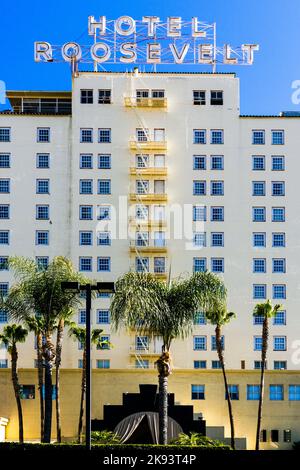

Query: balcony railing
[130,167,168,177]
[129,140,167,151]
[129,193,168,203]
[128,216,167,228]
[129,345,161,356]
[124,97,167,108]
[129,240,167,254]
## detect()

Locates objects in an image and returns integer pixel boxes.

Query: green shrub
[91,430,121,444]
[170,432,228,448]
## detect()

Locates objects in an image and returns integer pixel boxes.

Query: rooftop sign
[34,16,259,69]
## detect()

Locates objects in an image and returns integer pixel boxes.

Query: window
[98,154,111,169]
[78,360,83,369]
[0,128,10,142]
[270,385,284,401]
[0,205,9,219]
[193,205,206,221]
[273,284,286,299]
[0,284,8,298]
[36,153,50,169]
[97,232,111,246]
[211,335,224,350]
[272,233,285,247]
[80,89,93,104]
[80,154,93,169]
[274,336,286,351]
[193,155,206,170]
[247,385,261,400]
[191,384,205,400]
[283,430,292,443]
[271,430,279,442]
[136,205,149,221]
[253,233,266,247]
[79,179,93,194]
[98,179,111,194]
[97,310,110,324]
[253,314,264,325]
[252,181,265,196]
[0,231,9,245]
[253,258,266,273]
[193,90,206,105]
[252,130,265,145]
[136,257,149,272]
[273,310,286,325]
[79,205,93,220]
[253,207,266,222]
[253,284,266,299]
[194,312,206,325]
[20,385,35,399]
[78,310,86,324]
[211,155,224,170]
[135,359,149,369]
[226,385,239,400]
[272,207,285,222]
[79,231,93,246]
[0,359,8,368]
[136,180,149,194]
[0,179,10,193]
[193,232,206,247]
[193,180,206,195]
[254,361,267,370]
[210,90,223,105]
[211,360,221,369]
[194,360,207,369]
[36,231,49,245]
[193,130,206,144]
[37,128,50,143]
[272,258,286,273]
[0,257,9,270]
[98,205,110,220]
[98,128,111,143]
[252,156,265,171]
[193,258,207,273]
[211,181,224,195]
[254,336,263,351]
[210,130,224,145]
[136,154,149,168]
[97,257,111,272]
[136,89,149,99]
[193,336,207,351]
[136,128,149,142]
[136,336,149,351]
[274,361,287,370]
[272,182,285,196]
[272,156,285,171]
[154,257,165,273]
[36,205,49,220]
[98,89,111,104]
[272,130,284,145]
[0,310,8,323]
[289,385,300,401]
[136,232,148,247]
[211,206,224,221]
[211,232,224,247]
[0,154,10,168]
[97,359,110,369]
[79,257,92,272]
[36,179,49,194]
[80,128,93,143]
[152,89,165,98]
[78,341,84,350]
[211,258,224,273]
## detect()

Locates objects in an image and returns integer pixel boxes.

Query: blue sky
[0,0,300,114]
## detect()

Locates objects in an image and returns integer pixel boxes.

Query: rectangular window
[97,359,110,369]
[284,430,292,442]
[253,258,266,273]
[97,310,110,324]
[0,154,10,168]
[78,359,83,369]
[136,257,149,273]
[272,156,285,171]
[211,206,224,221]
[254,336,263,351]
[0,205,9,219]
[253,207,266,222]
[273,336,287,351]
[194,360,207,369]
[98,89,111,104]
[97,231,111,246]
[136,154,149,168]
[226,385,239,400]
[288,385,300,401]
[98,335,110,350]
[211,130,224,145]
[211,232,224,247]
[252,130,265,145]
[36,231,49,245]
[79,179,93,194]
[80,128,93,143]
[254,361,267,370]
[97,257,111,272]
[36,257,49,270]
[98,205,110,220]
[211,258,224,273]
[154,257,165,274]
[136,180,149,194]
[0,179,10,193]
[80,89,93,104]
[193,129,206,144]
[193,232,206,247]
[0,128,10,142]
[78,310,86,324]
[272,130,284,145]
[247,384,261,400]
[191,384,205,400]
[37,128,50,143]
[0,257,9,271]
[193,336,207,351]
[210,91,223,105]
[152,89,165,98]
[274,361,287,370]
[36,179,49,194]
[20,385,35,399]
[272,258,286,273]
[272,233,285,247]
[0,283,9,297]
[269,384,284,401]
[253,314,264,325]
[193,90,206,105]
[272,207,285,222]
[36,205,49,220]
[253,233,266,247]
[272,181,285,196]
[211,155,224,170]
[273,284,286,299]
[253,284,266,299]
[79,257,92,272]
[135,359,149,369]
[211,335,225,351]
[193,258,207,273]
[252,156,265,171]
[252,181,265,196]
[0,359,8,368]
[211,180,224,196]
[193,180,206,196]
[98,128,111,143]
[212,360,221,369]
[194,312,206,325]
[36,153,50,169]
[135,336,149,351]
[0,231,9,245]
[79,205,93,220]
[193,205,206,221]
[193,155,206,170]
[98,179,111,194]
[0,310,8,323]
[80,154,93,169]
[98,154,111,169]
[79,231,93,246]
[273,310,286,325]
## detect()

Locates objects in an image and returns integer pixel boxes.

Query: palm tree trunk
[255,317,268,451]
[11,344,24,443]
[216,325,235,450]
[155,351,171,445]
[55,319,64,443]
[37,333,44,442]
[42,334,55,443]
[78,350,86,444]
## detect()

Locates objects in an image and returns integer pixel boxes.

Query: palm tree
[253,300,281,450]
[68,325,105,443]
[206,305,236,449]
[0,324,28,443]
[110,271,227,445]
